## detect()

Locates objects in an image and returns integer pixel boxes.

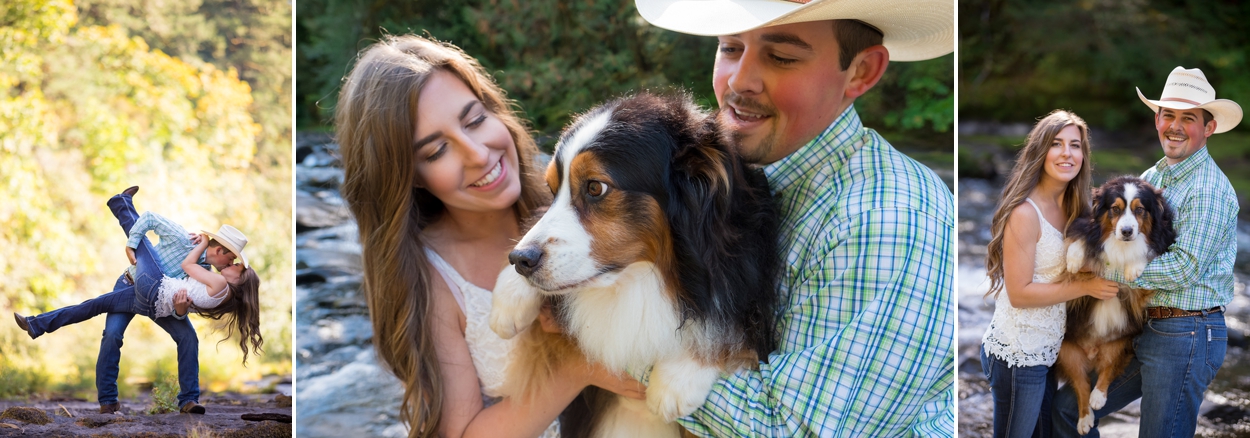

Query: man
[106,187,250,415]
[634,0,955,435]
[18,186,250,415]
[1053,66,1242,437]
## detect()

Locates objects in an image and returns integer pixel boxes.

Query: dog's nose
[1120,226,1134,238]
[510,247,544,277]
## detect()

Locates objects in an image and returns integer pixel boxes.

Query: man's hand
[126,247,137,265]
[173,289,191,316]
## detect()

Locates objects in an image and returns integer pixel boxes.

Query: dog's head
[1092,176,1176,254]
[508,93,731,294]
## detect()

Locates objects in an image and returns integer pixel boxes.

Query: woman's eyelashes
[423,112,489,162]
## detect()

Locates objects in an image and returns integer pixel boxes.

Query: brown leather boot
[13,313,33,339]
[122,186,139,197]
[100,402,121,414]
[179,401,206,414]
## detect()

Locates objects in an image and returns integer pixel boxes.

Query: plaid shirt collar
[762,105,865,194]
[1152,145,1210,189]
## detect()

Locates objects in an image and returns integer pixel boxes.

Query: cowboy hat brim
[635,0,953,61]
[202,230,250,269]
[1137,87,1243,134]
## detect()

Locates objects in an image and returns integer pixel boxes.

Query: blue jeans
[26,193,200,408]
[982,344,1056,438]
[1052,312,1227,438]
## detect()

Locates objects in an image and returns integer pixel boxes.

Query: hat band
[1160,97,1203,106]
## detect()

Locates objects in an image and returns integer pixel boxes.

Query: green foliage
[297,0,953,150]
[959,0,1250,129]
[147,373,180,415]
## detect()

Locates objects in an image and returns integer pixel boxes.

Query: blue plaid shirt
[676,106,955,437]
[1104,147,1239,310]
[126,211,208,280]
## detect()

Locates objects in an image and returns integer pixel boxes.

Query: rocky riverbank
[294,133,407,438]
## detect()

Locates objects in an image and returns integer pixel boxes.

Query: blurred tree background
[0,0,291,398]
[959,0,1250,209]
[296,0,953,167]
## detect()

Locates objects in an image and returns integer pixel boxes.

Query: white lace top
[155,276,228,318]
[426,249,560,438]
[982,198,1068,368]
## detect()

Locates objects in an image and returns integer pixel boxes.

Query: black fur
[554,92,781,359]
[1066,176,1177,265]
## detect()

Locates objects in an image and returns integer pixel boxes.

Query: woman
[336,34,643,438]
[980,110,1119,438]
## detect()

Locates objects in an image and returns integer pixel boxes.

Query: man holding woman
[15,186,262,415]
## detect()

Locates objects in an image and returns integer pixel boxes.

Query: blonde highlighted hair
[985,109,1093,298]
[334,34,550,438]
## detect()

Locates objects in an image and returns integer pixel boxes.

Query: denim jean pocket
[1146,317,1197,337]
[1206,325,1228,374]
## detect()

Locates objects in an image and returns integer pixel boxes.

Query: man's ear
[1204,119,1217,137]
[843,45,889,100]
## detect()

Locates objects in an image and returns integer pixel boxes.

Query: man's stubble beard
[716,106,777,165]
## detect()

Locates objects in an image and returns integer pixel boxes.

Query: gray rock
[296,354,407,438]
[297,191,353,229]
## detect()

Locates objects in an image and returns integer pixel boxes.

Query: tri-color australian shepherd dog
[1057,176,1176,435]
[489,92,780,437]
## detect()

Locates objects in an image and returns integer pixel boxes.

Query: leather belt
[1146,306,1223,319]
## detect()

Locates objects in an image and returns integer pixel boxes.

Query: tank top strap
[1023,197,1062,234]
[1023,197,1044,217]
[424,248,466,313]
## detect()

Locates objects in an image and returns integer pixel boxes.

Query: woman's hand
[173,289,191,316]
[1080,277,1120,300]
[189,232,204,245]
[126,247,136,265]
[580,360,646,400]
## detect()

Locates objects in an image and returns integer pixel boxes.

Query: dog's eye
[586,181,608,198]
[1110,207,1122,215]
[1134,207,1145,215]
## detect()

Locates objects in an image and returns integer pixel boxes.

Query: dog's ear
[1152,186,1178,251]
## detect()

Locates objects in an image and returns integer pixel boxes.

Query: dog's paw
[1090,388,1107,410]
[1077,409,1095,435]
[1124,263,1145,282]
[646,357,720,422]
[1066,241,1087,274]
[489,268,542,339]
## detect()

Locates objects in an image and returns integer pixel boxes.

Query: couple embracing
[14,186,264,415]
[980,66,1241,437]
[336,0,954,437]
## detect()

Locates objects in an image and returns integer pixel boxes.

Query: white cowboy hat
[1136,66,1242,134]
[203,225,250,269]
[635,0,953,61]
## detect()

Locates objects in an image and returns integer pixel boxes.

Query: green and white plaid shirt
[677,106,955,437]
[1105,147,1238,310]
[126,211,209,280]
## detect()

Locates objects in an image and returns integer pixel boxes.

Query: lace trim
[982,198,1067,367]
[425,249,560,438]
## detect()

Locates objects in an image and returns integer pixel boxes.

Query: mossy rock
[0,407,51,425]
[226,421,292,438]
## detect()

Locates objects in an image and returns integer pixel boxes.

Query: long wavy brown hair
[196,265,263,365]
[985,109,1093,298]
[335,34,550,438]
